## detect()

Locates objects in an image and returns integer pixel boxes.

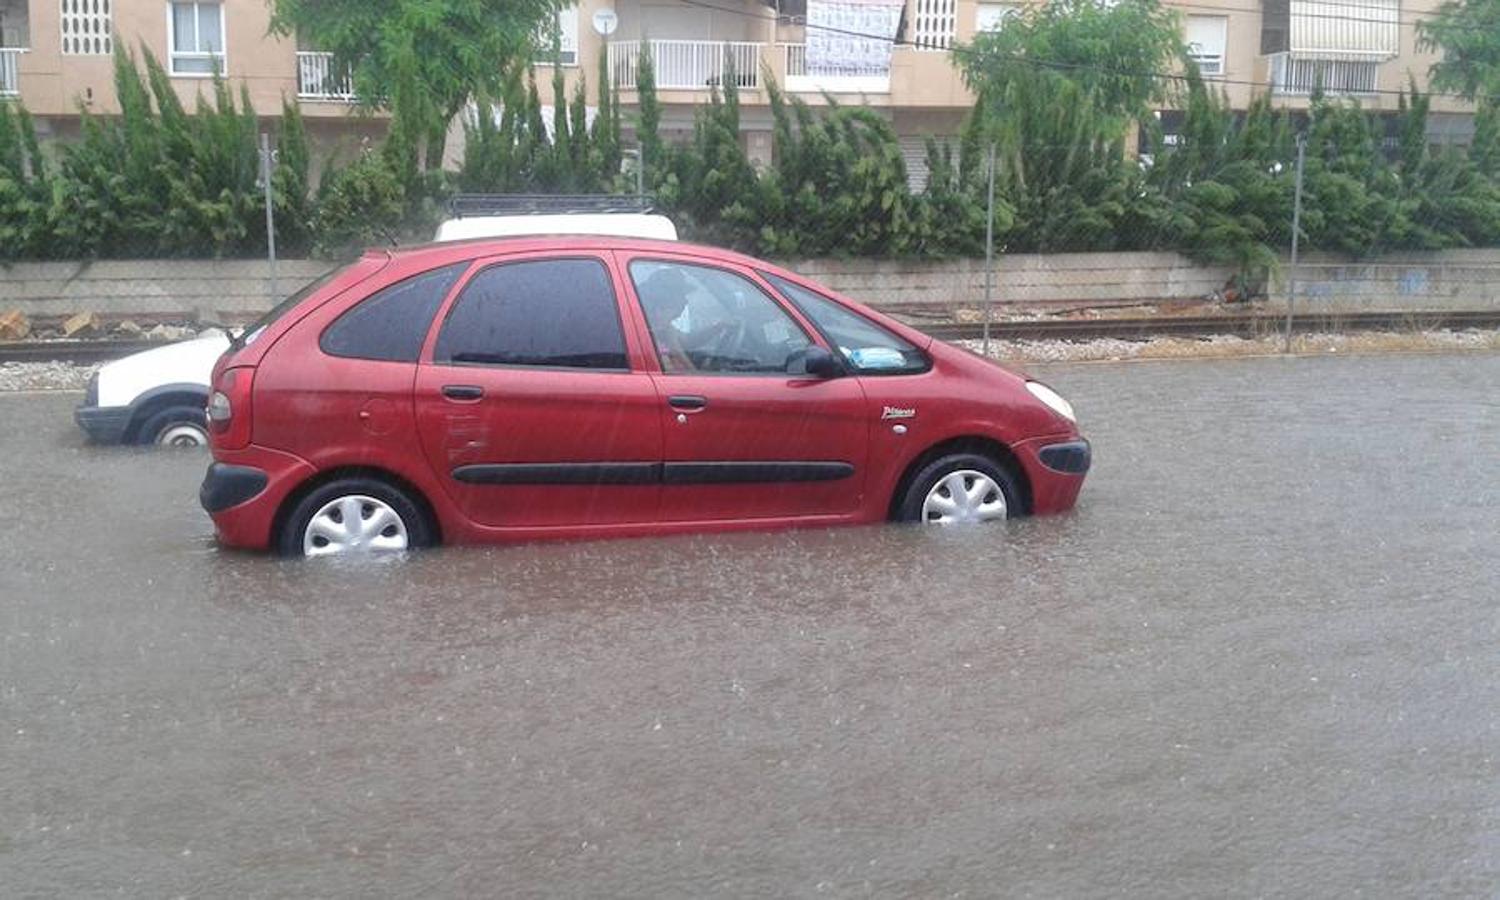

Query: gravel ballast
[0,362,101,393]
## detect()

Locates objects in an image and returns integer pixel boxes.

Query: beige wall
[543,0,1476,126]
[10,250,1500,319]
[14,0,371,122]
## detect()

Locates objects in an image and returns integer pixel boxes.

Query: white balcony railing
[0,48,21,98]
[1269,52,1379,96]
[608,40,762,91]
[296,51,356,101]
[783,43,891,94]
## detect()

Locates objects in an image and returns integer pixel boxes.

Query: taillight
[210,366,255,449]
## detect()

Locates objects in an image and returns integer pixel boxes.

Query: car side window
[629,260,812,374]
[763,273,930,375]
[434,258,628,370]
[320,262,468,362]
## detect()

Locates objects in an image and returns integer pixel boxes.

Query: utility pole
[259,132,279,301]
[983,142,997,358]
[1284,132,1306,354]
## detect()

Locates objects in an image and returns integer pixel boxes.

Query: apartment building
[0,0,380,151]
[532,0,1475,181]
[0,0,1476,180]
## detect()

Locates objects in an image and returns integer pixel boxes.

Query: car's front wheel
[278,477,433,558]
[896,453,1021,525]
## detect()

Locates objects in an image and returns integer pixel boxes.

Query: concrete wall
[787,252,1238,308]
[3,251,1499,321]
[0,259,335,321]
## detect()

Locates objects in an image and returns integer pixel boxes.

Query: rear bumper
[201,445,317,551]
[1013,435,1091,515]
[74,405,133,444]
[200,463,269,513]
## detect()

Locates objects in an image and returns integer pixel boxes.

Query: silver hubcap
[922,469,1009,524]
[156,422,208,448]
[303,495,409,557]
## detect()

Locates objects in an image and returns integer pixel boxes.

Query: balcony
[784,43,891,94]
[1268,52,1380,96]
[296,51,356,102]
[608,40,763,91]
[0,47,20,98]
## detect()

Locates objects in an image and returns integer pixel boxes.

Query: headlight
[1026,381,1076,423]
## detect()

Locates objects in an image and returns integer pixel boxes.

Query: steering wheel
[695,318,750,361]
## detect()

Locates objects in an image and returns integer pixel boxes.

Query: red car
[199,237,1089,556]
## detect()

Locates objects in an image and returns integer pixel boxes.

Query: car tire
[277,477,433,558]
[139,405,210,448]
[896,452,1023,525]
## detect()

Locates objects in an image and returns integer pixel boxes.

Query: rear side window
[763,273,929,375]
[321,263,467,362]
[434,258,627,370]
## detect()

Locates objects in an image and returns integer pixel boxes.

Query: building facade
[0,0,1477,181]
[531,0,1475,181]
[0,0,378,150]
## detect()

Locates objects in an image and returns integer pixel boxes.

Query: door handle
[668,395,707,411]
[442,384,484,401]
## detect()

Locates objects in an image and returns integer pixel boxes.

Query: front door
[621,255,869,523]
[414,255,662,529]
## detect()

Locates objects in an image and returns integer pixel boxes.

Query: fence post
[983,142,997,358]
[260,132,279,303]
[1284,132,1306,353]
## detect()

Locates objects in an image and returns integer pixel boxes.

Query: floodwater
[2,353,1498,897]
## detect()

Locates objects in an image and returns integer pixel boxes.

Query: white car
[75,331,231,447]
[74,201,677,447]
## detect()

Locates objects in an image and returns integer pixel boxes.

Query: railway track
[2,310,1498,365]
[920,310,1500,342]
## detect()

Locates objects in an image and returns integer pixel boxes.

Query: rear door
[413,253,662,529]
[619,253,869,523]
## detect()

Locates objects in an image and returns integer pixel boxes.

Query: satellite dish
[592,8,619,37]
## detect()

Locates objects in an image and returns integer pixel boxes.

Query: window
[912,0,958,50]
[1186,15,1227,76]
[320,263,467,363]
[61,0,112,55]
[764,274,929,375]
[169,1,224,76]
[534,2,579,67]
[630,260,812,375]
[975,3,1021,33]
[434,258,626,370]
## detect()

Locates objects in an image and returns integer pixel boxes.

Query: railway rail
[2,310,1499,365]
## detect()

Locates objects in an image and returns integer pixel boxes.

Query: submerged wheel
[140,405,209,448]
[279,477,432,558]
[897,453,1022,525]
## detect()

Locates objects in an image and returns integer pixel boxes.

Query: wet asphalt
[2,352,1498,897]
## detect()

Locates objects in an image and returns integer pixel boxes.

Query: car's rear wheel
[279,477,432,558]
[140,405,209,448]
[897,453,1021,525]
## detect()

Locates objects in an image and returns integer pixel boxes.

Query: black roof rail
[448,194,657,218]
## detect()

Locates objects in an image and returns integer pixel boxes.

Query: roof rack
[448,194,656,218]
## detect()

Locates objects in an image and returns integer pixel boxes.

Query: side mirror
[801,346,844,379]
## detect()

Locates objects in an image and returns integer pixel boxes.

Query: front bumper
[1038,439,1091,475]
[1012,435,1091,515]
[74,404,133,444]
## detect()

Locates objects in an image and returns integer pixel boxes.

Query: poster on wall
[805,0,904,75]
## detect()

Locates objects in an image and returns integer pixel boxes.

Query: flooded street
[3,353,1499,897]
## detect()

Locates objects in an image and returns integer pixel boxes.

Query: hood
[95,331,232,408]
